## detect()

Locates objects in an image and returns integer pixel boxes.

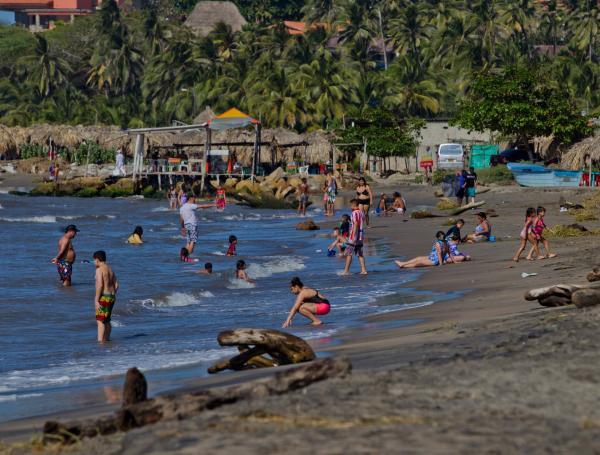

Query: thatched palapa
[184,1,247,37]
[561,135,600,170]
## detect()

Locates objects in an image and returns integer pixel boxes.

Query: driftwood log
[208,328,316,374]
[43,357,351,445]
[525,281,600,307]
[449,200,486,216]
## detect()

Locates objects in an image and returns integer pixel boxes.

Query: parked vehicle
[490,147,541,166]
[437,143,464,169]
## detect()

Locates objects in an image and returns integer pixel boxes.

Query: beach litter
[521,272,538,278]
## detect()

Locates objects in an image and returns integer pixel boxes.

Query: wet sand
[3,183,600,453]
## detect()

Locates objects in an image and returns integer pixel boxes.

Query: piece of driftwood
[43,357,351,445]
[587,266,600,282]
[208,328,316,374]
[525,282,600,307]
[449,201,486,216]
[572,289,600,308]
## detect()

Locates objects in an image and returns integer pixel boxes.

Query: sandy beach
[2,180,600,454]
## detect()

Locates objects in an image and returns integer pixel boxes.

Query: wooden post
[362,137,368,174]
[251,123,261,181]
[201,126,210,195]
[133,134,144,188]
[84,141,91,177]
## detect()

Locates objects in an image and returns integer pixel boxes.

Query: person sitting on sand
[376,194,388,215]
[235,260,255,283]
[446,234,471,263]
[197,262,213,274]
[227,235,237,256]
[388,192,406,214]
[395,231,455,268]
[283,277,330,328]
[446,219,464,243]
[463,212,491,243]
[127,226,144,244]
[180,248,199,263]
[527,206,557,260]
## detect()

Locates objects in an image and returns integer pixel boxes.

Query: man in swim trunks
[342,199,368,275]
[179,195,215,255]
[298,177,309,216]
[51,224,79,286]
[93,250,119,343]
[283,277,330,327]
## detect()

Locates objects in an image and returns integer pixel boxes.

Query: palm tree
[499,0,536,60]
[388,1,431,75]
[568,0,599,62]
[23,34,72,98]
[301,0,344,24]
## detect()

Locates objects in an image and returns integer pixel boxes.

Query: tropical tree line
[0,0,598,136]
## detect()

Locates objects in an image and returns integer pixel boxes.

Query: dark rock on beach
[296,219,320,230]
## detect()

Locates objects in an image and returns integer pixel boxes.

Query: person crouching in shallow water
[283,277,330,328]
[94,250,118,343]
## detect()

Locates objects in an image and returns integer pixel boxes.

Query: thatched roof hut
[561,135,600,170]
[184,1,247,37]
[193,106,215,124]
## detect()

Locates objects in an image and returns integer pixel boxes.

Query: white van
[437,143,464,169]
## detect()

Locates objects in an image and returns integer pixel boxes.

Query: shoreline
[2,179,600,451]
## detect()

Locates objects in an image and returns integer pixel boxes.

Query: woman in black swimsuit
[283,277,331,327]
[356,177,373,226]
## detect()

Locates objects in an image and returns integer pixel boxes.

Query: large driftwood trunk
[208,328,316,374]
[449,201,486,216]
[524,281,600,307]
[43,357,351,445]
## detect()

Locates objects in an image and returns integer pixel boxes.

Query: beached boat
[507,163,582,187]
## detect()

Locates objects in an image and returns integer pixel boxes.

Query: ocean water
[0,193,433,422]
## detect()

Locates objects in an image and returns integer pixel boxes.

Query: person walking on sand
[298,177,309,216]
[513,207,539,262]
[283,277,330,327]
[115,147,126,176]
[465,166,478,205]
[180,195,215,255]
[527,206,557,260]
[343,199,368,275]
[93,250,118,343]
[355,177,373,226]
[51,224,79,286]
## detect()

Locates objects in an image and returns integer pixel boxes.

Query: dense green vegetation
[0,0,598,140]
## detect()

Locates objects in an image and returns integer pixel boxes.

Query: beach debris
[448,201,486,216]
[587,266,600,282]
[296,219,320,230]
[410,210,440,219]
[42,357,351,445]
[436,198,459,210]
[207,328,316,374]
[524,279,600,307]
[521,272,538,278]
[434,189,444,198]
[571,289,600,308]
[122,367,147,407]
[485,209,498,217]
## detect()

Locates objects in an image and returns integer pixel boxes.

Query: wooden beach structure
[127,108,265,193]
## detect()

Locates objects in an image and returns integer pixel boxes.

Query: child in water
[235,260,254,283]
[376,194,388,215]
[180,247,199,263]
[227,235,237,256]
[127,226,143,244]
[340,214,350,237]
[215,186,226,210]
[197,262,213,274]
[328,227,347,255]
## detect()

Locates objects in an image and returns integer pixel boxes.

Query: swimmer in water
[180,247,199,263]
[226,235,237,256]
[197,262,213,274]
[235,259,254,283]
[283,277,330,327]
[126,226,143,244]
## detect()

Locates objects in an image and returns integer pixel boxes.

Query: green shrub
[476,165,514,185]
[19,144,46,159]
[142,185,156,197]
[432,169,453,185]
[73,140,115,165]
[99,187,132,198]
[75,187,99,197]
